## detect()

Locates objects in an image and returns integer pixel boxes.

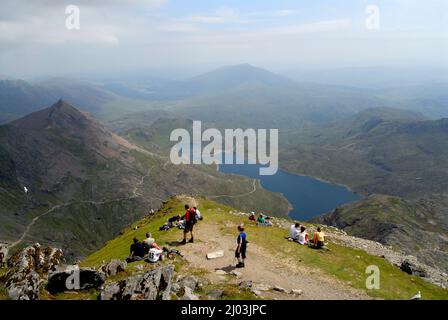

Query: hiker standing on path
[180,204,197,244]
[235,225,247,268]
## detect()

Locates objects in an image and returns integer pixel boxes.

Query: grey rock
[253,283,271,291]
[46,266,106,294]
[100,265,174,300]
[401,260,428,277]
[176,275,198,291]
[290,289,303,295]
[273,285,287,293]
[204,289,224,300]
[239,280,253,290]
[2,243,63,300]
[100,259,127,277]
[215,269,227,275]
[230,270,242,278]
[180,287,199,300]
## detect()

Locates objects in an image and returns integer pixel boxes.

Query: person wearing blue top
[235,225,247,268]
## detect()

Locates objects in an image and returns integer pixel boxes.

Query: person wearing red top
[180,204,197,244]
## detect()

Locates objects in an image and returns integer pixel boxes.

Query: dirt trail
[178,220,372,300]
[208,179,258,199]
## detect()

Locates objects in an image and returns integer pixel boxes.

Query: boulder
[290,289,303,296]
[239,280,253,290]
[230,270,242,278]
[273,285,287,293]
[400,260,428,277]
[46,266,106,294]
[100,259,127,277]
[2,243,62,300]
[100,265,174,300]
[207,250,224,260]
[176,275,198,291]
[253,283,271,291]
[204,289,224,300]
[180,287,199,300]
[215,269,227,275]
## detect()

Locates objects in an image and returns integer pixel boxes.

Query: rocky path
[178,221,371,300]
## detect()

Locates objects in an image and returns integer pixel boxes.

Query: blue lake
[219,163,361,221]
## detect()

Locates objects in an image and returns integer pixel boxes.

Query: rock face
[100,265,173,300]
[0,243,8,267]
[46,266,106,295]
[100,259,127,277]
[400,260,428,278]
[1,243,62,300]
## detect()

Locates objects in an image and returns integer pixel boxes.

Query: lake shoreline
[219,163,362,221]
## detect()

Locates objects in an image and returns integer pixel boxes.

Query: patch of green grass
[82,196,448,300]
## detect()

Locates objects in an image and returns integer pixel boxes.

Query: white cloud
[248,9,298,18]
[185,8,246,24]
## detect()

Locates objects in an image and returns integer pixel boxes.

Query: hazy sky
[0,0,447,78]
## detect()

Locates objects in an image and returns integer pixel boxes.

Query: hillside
[280,107,448,198]
[2,196,445,300]
[312,194,448,272]
[0,101,290,261]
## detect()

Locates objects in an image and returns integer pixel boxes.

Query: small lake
[219,163,361,221]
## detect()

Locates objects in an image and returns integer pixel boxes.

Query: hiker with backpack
[180,204,197,244]
[235,224,248,268]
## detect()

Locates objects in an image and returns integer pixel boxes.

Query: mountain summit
[186,64,294,93]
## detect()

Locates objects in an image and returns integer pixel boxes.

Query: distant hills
[0,78,118,123]
[2,65,447,127]
[280,107,448,198]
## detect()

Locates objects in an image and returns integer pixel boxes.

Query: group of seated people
[289,223,326,249]
[249,212,273,227]
[127,232,164,263]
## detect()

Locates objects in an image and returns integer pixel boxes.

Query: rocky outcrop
[400,260,428,278]
[46,266,106,295]
[0,243,8,267]
[1,243,62,300]
[100,265,173,300]
[100,259,127,277]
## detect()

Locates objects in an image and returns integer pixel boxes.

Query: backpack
[159,224,170,231]
[187,208,198,225]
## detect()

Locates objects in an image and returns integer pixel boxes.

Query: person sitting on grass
[311,227,325,249]
[167,214,181,227]
[289,222,300,241]
[127,237,146,262]
[249,212,256,221]
[235,224,248,268]
[142,232,162,253]
[297,226,308,245]
[264,217,273,226]
[257,214,265,224]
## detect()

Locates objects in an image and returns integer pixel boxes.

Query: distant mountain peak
[10,99,90,131]
[187,64,294,93]
[49,99,83,116]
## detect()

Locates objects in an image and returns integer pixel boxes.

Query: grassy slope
[82,197,448,300]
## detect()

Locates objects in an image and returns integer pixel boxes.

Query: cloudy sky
[0,0,447,78]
